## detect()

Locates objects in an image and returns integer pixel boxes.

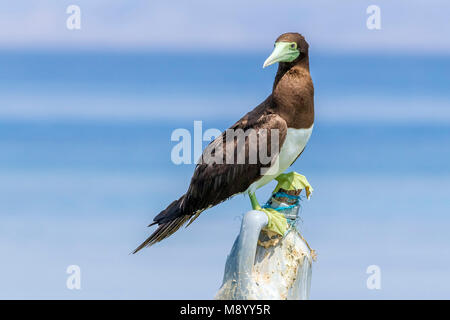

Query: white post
[215,197,314,300]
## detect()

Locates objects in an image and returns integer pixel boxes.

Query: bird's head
[263,33,309,68]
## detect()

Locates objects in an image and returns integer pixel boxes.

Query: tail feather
[133,195,198,254]
[133,215,190,253]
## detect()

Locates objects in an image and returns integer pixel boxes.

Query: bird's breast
[277,125,314,170]
[248,124,314,193]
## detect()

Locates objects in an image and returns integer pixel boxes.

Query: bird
[133,32,314,253]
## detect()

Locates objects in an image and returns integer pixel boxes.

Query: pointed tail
[133,195,193,253]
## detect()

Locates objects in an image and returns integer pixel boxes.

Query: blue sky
[1,1,449,123]
[0,1,449,123]
[0,0,449,53]
[0,1,449,299]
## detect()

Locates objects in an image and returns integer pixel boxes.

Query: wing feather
[183,110,287,217]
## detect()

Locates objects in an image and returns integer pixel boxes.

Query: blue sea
[0,51,449,299]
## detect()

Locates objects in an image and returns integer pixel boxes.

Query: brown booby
[133,33,314,253]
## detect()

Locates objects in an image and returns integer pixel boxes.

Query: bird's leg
[248,191,262,210]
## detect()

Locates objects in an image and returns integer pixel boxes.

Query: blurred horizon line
[1,46,450,58]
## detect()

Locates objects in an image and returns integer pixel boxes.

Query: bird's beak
[263,42,299,68]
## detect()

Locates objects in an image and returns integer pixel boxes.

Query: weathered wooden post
[215,172,315,300]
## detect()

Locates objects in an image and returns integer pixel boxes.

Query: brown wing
[181,110,287,219]
[133,101,288,252]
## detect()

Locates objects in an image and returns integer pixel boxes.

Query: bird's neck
[270,56,314,129]
[272,57,310,91]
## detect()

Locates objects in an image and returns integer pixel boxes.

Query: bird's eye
[290,43,297,49]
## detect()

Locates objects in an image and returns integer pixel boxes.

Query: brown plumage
[133,33,314,253]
